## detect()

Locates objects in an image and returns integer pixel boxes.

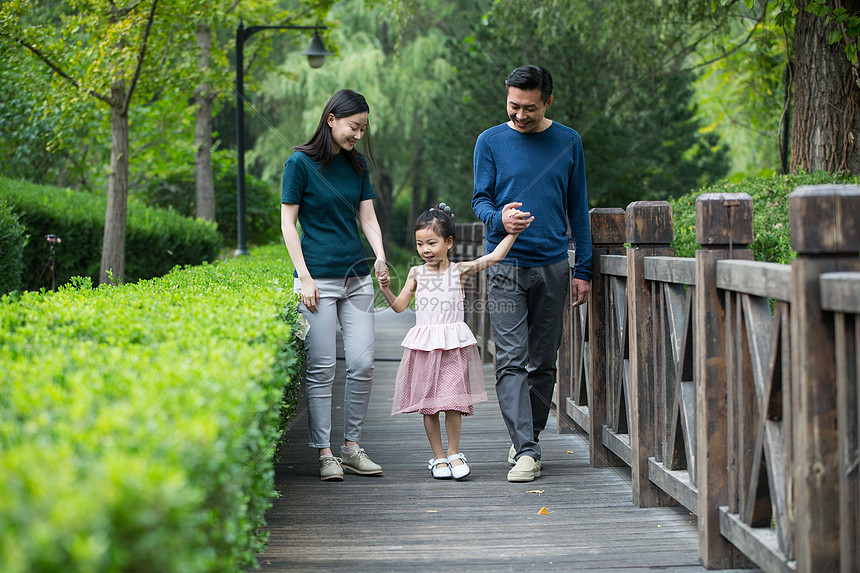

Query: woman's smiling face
[328,112,368,153]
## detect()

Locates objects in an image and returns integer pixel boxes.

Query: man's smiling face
[506,86,553,134]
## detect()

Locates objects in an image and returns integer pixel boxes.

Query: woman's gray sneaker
[340,448,383,475]
[319,455,344,481]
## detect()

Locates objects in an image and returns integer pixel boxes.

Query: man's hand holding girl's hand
[501,201,534,234]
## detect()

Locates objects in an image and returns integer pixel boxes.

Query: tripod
[34,235,60,291]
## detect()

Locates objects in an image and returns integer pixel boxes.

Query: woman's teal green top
[281,151,375,278]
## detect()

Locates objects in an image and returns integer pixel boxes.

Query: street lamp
[234,22,332,256]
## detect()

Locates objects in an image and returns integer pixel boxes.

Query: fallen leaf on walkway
[538,507,549,515]
[526,490,544,495]
[426,510,437,513]
[565,451,575,454]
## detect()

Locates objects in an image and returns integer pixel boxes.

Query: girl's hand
[299,276,320,313]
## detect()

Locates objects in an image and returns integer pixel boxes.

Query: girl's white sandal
[428,457,452,479]
[447,453,471,480]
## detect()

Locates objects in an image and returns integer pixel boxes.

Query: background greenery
[0,196,27,294]
[0,176,222,292]
[0,1,857,569]
[670,170,860,263]
[138,156,281,247]
[0,0,810,259]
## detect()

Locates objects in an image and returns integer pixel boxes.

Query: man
[472,64,592,483]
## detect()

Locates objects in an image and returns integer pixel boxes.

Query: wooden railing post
[474,223,491,363]
[556,236,576,434]
[695,192,754,568]
[627,201,676,507]
[588,207,627,467]
[790,185,860,573]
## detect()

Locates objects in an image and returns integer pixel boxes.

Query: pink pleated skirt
[392,344,487,415]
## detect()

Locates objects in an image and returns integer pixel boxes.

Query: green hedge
[0,196,27,294]
[0,176,223,290]
[0,245,302,572]
[138,163,281,247]
[670,171,859,263]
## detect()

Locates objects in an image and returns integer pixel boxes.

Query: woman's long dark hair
[293,89,374,175]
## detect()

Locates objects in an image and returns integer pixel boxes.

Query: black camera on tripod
[35,234,62,291]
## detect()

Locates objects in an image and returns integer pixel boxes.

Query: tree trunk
[100,83,130,284]
[194,21,216,222]
[792,0,860,174]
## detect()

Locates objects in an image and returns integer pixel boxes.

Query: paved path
[254,308,756,572]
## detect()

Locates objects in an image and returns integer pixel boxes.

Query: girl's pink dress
[392,263,487,416]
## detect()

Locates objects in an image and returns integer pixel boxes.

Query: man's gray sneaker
[507,455,541,482]
[508,444,516,465]
[319,455,344,481]
[341,448,383,475]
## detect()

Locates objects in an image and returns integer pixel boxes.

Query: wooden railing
[452,222,494,362]
[460,185,860,572]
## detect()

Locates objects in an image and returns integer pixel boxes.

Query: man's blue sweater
[472,122,592,281]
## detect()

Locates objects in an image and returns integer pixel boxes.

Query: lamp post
[235,22,332,256]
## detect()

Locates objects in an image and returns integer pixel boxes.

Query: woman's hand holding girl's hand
[376,272,390,289]
[374,259,390,289]
[299,275,320,313]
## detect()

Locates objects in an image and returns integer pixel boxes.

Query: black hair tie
[430,202,454,217]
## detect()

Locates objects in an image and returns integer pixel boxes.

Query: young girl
[377,202,526,480]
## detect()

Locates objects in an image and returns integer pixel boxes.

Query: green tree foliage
[248,0,734,254]
[693,2,788,176]
[708,0,860,175]
[0,27,108,189]
[0,0,337,267]
[446,0,732,209]
[252,0,470,248]
[0,0,192,283]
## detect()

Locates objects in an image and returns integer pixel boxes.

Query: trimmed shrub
[0,176,223,289]
[0,245,301,572]
[670,171,859,263]
[0,197,27,294]
[138,161,281,247]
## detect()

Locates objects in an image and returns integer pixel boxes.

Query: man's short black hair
[505,65,553,103]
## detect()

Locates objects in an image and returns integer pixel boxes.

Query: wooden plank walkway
[254,308,757,572]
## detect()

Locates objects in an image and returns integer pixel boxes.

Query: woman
[281,89,388,481]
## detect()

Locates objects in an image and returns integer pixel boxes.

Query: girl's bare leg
[444,411,465,467]
[424,413,448,468]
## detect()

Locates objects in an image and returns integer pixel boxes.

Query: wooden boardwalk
[254,308,757,572]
